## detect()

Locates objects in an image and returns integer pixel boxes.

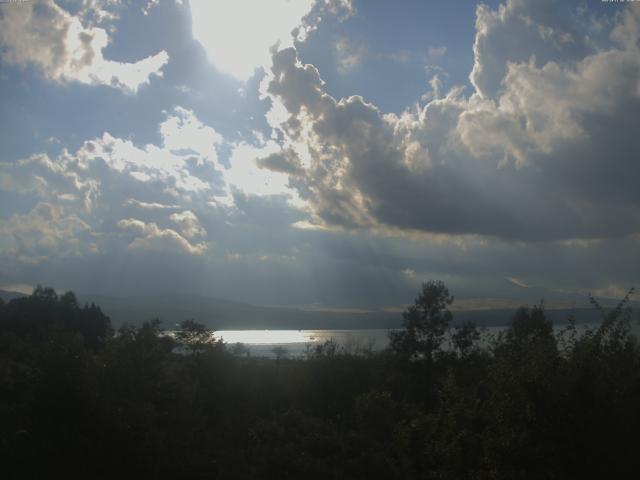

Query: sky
[0,0,638,309]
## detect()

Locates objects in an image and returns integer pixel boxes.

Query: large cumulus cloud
[260,1,640,242]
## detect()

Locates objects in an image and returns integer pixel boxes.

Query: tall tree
[389,280,454,360]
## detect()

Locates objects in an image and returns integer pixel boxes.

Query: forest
[1,282,638,479]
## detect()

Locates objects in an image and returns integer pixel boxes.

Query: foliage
[0,285,111,349]
[451,321,482,358]
[174,318,220,353]
[389,280,454,360]
[1,283,638,479]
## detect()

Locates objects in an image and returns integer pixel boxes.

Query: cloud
[294,0,356,42]
[506,276,529,288]
[170,210,207,239]
[427,46,447,58]
[0,202,98,264]
[1,0,637,306]
[470,0,592,100]
[0,152,100,211]
[224,141,302,200]
[76,107,224,194]
[77,0,122,25]
[258,1,640,242]
[160,107,223,163]
[255,148,304,175]
[590,284,633,300]
[0,104,310,276]
[333,38,437,73]
[124,199,180,210]
[0,0,168,93]
[319,0,355,21]
[333,37,366,73]
[0,106,227,265]
[142,0,161,16]
[117,218,207,255]
[401,268,416,279]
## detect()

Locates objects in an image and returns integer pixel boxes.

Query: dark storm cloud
[261,3,640,242]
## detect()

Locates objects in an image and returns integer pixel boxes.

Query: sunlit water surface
[214,323,640,358]
[214,329,391,358]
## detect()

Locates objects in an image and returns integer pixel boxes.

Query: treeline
[1,282,638,479]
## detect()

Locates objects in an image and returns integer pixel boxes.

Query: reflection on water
[215,329,391,358]
[214,324,640,358]
[215,330,312,345]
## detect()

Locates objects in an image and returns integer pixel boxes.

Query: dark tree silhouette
[272,345,289,360]
[175,319,217,353]
[1,283,639,478]
[506,303,553,345]
[451,321,481,358]
[389,280,454,360]
[0,285,111,349]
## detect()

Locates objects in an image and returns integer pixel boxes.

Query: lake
[215,323,639,358]
[215,329,393,358]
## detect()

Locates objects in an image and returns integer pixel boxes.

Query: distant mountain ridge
[58,292,627,330]
[2,288,636,330]
[0,289,28,302]
[75,292,402,330]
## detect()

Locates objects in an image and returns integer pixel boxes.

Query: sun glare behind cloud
[189,0,315,81]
